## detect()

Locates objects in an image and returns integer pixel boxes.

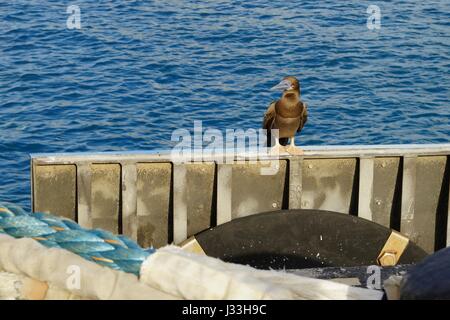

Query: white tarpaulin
[0,234,383,300]
[140,245,383,300]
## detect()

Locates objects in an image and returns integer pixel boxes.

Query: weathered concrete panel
[33,165,76,219]
[185,163,215,237]
[90,164,120,234]
[412,156,447,253]
[231,161,287,219]
[136,163,171,248]
[301,158,357,214]
[372,157,401,228]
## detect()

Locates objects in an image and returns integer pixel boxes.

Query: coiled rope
[0,202,154,276]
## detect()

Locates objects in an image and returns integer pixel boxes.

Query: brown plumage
[263,76,308,154]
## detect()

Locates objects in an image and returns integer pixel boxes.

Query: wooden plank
[122,163,138,241]
[217,164,232,225]
[400,156,417,244]
[90,164,120,234]
[136,163,171,248]
[289,158,303,209]
[76,164,92,228]
[33,165,76,219]
[173,164,188,244]
[358,157,374,221]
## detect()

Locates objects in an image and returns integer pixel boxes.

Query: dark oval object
[194,209,428,270]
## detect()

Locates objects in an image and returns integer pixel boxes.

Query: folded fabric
[140,245,383,300]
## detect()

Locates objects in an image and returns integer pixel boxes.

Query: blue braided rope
[0,202,154,276]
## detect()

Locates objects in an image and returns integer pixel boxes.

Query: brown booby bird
[262,76,308,155]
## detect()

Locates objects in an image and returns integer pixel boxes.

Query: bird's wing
[297,101,308,132]
[262,101,276,129]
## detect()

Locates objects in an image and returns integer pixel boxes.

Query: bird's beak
[270,79,292,91]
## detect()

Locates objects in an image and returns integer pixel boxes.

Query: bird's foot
[269,145,286,155]
[285,145,304,156]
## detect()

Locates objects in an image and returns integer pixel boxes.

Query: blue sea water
[0,1,449,210]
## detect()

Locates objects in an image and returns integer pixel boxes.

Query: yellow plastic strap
[377,231,409,266]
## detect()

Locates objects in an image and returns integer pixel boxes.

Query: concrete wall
[31,145,450,252]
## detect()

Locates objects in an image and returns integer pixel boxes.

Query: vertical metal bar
[216,164,232,225]
[122,163,138,240]
[401,156,417,238]
[77,163,92,228]
[289,158,303,209]
[173,164,188,244]
[358,157,374,221]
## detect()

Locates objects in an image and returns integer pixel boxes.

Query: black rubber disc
[194,209,428,270]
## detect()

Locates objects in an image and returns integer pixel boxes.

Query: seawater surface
[0,1,449,209]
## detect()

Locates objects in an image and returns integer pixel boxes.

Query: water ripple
[0,0,449,208]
